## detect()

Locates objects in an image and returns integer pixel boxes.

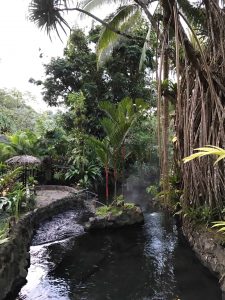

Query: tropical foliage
[30,26,153,134]
[87,97,148,201]
[0,89,38,133]
[7,0,225,232]
[183,146,225,165]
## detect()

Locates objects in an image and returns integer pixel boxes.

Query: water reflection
[17,207,221,300]
[143,212,177,299]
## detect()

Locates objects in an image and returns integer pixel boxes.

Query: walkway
[35,185,96,213]
[36,190,73,208]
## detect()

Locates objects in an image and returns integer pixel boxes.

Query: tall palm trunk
[105,165,109,205]
[113,160,117,199]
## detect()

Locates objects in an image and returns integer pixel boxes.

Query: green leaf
[183,145,225,164]
[81,0,122,13]
[97,5,140,67]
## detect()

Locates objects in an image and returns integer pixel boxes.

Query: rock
[108,212,116,221]
[19,268,28,279]
[89,217,95,223]
[85,205,144,231]
[0,193,85,300]
[84,222,91,231]
[135,206,142,214]
[182,218,225,294]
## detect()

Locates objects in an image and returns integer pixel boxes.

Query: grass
[96,202,135,217]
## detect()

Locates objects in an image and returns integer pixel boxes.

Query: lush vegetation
[0,22,158,234]
[0,89,38,133]
[3,0,225,236]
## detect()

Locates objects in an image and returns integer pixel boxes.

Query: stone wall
[36,185,78,193]
[182,218,225,298]
[0,195,84,300]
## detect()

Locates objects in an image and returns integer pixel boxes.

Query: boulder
[84,204,144,231]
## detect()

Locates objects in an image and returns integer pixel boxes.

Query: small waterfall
[32,210,85,246]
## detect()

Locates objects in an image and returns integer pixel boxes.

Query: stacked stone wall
[0,195,84,300]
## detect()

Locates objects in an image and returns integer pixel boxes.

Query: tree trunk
[105,165,109,205]
[160,0,170,204]
[162,51,169,204]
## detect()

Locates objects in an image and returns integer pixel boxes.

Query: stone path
[35,186,96,213]
[36,190,73,208]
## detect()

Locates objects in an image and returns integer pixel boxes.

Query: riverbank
[0,185,224,299]
[17,207,221,299]
[0,186,86,300]
[182,217,225,297]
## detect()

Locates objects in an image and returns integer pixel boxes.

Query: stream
[16,195,222,300]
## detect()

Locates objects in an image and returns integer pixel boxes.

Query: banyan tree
[150,0,225,210]
[170,1,225,211]
[28,0,225,211]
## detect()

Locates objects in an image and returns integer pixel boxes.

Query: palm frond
[97,5,140,67]
[29,0,70,39]
[211,221,225,234]
[86,136,110,165]
[138,1,159,72]
[139,26,151,71]
[100,118,115,137]
[177,0,205,27]
[134,98,148,110]
[183,145,225,164]
[212,221,225,227]
[188,29,207,52]
[80,0,129,13]
[99,101,118,121]
[214,154,225,164]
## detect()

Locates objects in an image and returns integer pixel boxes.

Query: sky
[0,1,64,111]
[0,0,111,112]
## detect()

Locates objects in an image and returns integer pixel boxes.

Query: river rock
[182,217,225,297]
[84,205,144,230]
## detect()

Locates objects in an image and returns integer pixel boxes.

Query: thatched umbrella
[5,155,41,185]
[5,155,41,166]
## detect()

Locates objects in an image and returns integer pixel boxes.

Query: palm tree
[29,0,225,212]
[87,136,111,203]
[88,97,147,202]
[101,98,146,195]
[28,0,142,42]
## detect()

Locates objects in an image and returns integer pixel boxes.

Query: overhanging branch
[58,7,147,42]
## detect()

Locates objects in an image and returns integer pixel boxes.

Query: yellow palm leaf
[183,145,225,164]
[214,154,225,165]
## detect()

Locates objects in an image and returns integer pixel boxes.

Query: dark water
[17,204,222,300]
